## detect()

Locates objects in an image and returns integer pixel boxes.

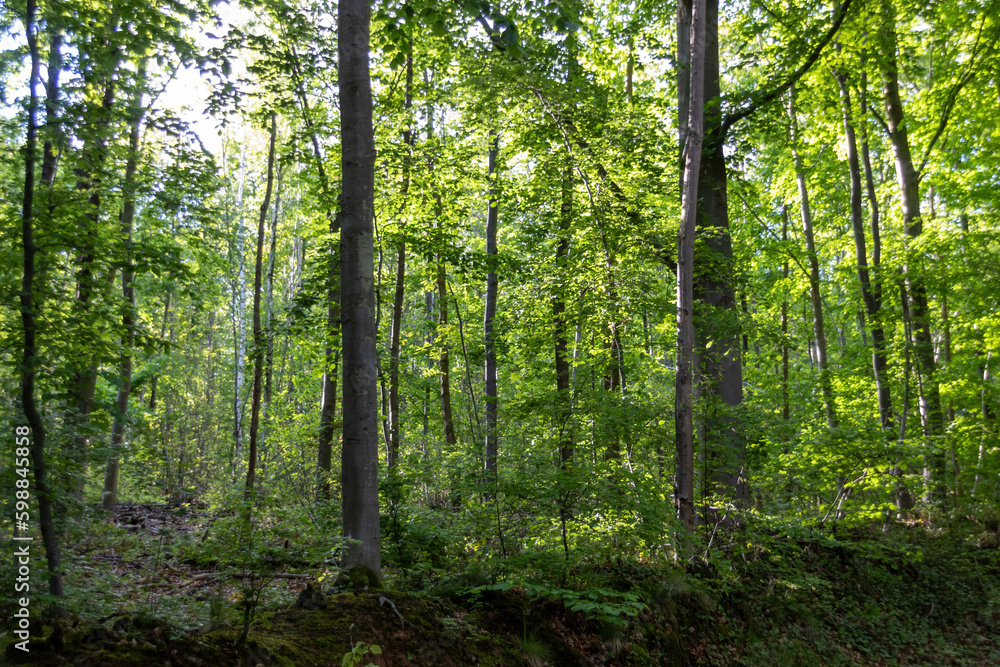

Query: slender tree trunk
[288,42,341,500]
[388,50,414,471]
[484,131,500,474]
[781,207,790,431]
[246,115,277,494]
[974,354,994,496]
[316,255,340,498]
[102,61,147,512]
[451,286,482,443]
[437,257,457,447]
[265,165,282,407]
[941,294,960,496]
[860,50,912,513]
[66,70,119,500]
[423,96,457,451]
[835,65,894,432]
[230,148,248,477]
[20,0,63,600]
[260,163,282,482]
[788,88,838,432]
[150,293,171,410]
[40,28,62,189]
[881,6,946,500]
[339,0,382,576]
[675,0,706,532]
[387,247,405,470]
[555,156,574,467]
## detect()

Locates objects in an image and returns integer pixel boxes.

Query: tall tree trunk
[20,0,64,600]
[260,163,282,482]
[246,114,277,494]
[388,50,414,471]
[230,148,248,478]
[66,69,119,500]
[437,257,457,447]
[424,93,457,451]
[150,293,171,410]
[288,42,341,500]
[781,207,790,431]
[484,131,500,475]
[316,238,340,499]
[834,64,894,432]
[387,249,405,470]
[102,60,147,512]
[40,27,62,189]
[941,294,960,496]
[974,353,994,496]
[675,0,706,532]
[788,87,838,432]
[555,155,574,467]
[339,0,382,577]
[265,165,282,408]
[880,5,946,500]
[688,0,745,498]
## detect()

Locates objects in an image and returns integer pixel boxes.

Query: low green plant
[472,581,645,629]
[521,632,551,667]
[341,641,382,667]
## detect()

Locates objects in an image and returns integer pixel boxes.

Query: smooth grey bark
[678,0,851,502]
[880,4,946,500]
[339,0,382,576]
[484,131,500,474]
[20,0,64,600]
[689,0,745,498]
[102,61,147,512]
[675,0,706,532]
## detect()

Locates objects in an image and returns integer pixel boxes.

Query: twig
[231,572,311,580]
[178,571,311,588]
[820,471,867,524]
[379,596,406,627]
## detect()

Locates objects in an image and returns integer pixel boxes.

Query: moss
[348,564,383,590]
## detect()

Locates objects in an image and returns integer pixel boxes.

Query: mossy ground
[5,511,999,666]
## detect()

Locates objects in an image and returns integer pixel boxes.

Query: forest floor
[4,502,1000,666]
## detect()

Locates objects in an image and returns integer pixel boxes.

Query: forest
[2,0,1000,663]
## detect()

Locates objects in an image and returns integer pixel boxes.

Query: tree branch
[721,0,854,138]
[916,15,993,179]
[865,102,891,137]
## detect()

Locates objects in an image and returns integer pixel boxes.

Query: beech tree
[339,0,381,576]
[4,0,1000,632]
